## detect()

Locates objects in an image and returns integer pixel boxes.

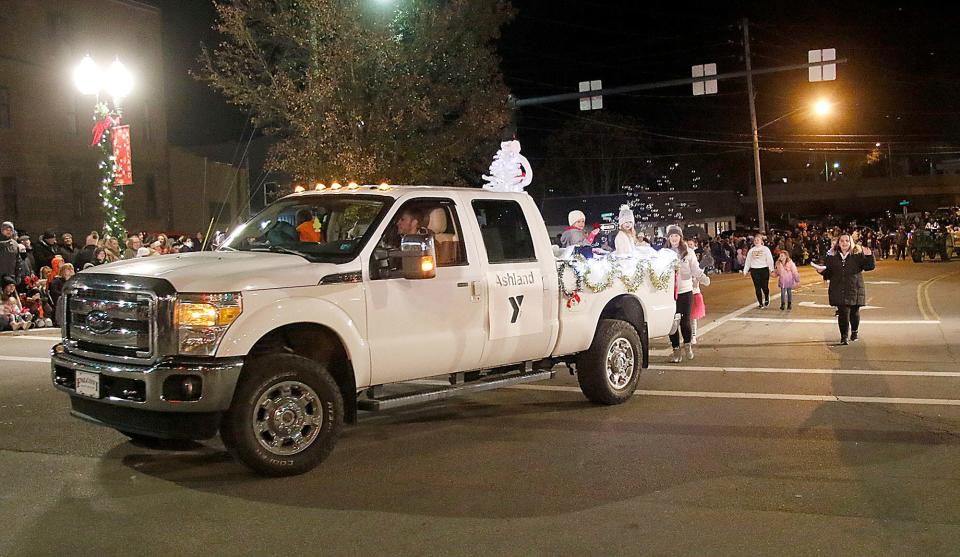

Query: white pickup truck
[51,185,678,476]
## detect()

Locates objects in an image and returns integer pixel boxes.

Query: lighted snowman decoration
[482,140,533,193]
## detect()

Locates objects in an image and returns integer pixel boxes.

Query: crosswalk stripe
[505,383,960,406]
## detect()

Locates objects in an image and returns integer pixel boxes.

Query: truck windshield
[219,195,390,263]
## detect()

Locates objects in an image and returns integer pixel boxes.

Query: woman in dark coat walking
[816,233,875,345]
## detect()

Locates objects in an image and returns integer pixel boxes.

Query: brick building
[0,0,247,238]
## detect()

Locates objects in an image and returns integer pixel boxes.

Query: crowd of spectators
[1,220,209,331]
[688,210,960,274]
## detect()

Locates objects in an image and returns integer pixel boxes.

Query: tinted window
[472,200,536,263]
[221,195,390,263]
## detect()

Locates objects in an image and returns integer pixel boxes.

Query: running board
[358,370,557,412]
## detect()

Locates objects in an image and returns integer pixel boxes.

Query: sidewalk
[0,327,61,338]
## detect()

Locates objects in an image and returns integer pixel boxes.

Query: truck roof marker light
[330,182,342,190]
[378,182,391,191]
[347,181,360,190]
[293,185,305,193]
[315,183,326,191]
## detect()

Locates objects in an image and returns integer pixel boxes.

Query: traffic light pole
[743,18,766,234]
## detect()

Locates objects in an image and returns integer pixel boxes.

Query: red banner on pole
[112,125,133,186]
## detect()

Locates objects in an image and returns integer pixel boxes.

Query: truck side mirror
[400,233,437,280]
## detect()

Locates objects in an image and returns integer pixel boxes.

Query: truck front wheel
[221,354,343,477]
[576,319,643,405]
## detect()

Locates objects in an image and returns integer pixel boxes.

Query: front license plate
[75,371,100,399]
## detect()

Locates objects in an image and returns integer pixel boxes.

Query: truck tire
[576,319,642,405]
[221,354,343,477]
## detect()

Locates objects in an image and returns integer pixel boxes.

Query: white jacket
[743,245,775,272]
[675,250,710,294]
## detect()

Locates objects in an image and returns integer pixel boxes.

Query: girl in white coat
[742,235,775,308]
[666,225,710,363]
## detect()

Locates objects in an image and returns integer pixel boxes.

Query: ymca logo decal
[508,295,524,324]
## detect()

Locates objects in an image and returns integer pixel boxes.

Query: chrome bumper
[51,345,243,413]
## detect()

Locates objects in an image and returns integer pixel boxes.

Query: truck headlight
[175,293,242,355]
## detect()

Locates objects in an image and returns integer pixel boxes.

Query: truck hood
[81,251,338,292]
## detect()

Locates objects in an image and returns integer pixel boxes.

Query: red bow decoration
[90,115,116,146]
[566,291,581,309]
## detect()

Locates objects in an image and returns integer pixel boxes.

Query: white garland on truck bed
[557,251,679,307]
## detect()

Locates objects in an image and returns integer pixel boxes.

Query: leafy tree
[197,0,514,185]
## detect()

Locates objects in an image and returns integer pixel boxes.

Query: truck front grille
[65,288,157,364]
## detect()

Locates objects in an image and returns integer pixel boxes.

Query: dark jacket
[73,245,97,269]
[821,251,875,307]
[0,238,19,282]
[33,240,59,270]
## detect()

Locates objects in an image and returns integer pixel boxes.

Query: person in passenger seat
[296,209,322,243]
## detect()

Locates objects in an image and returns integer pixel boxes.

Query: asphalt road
[2,259,960,556]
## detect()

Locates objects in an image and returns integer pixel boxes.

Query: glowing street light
[73,55,102,96]
[74,55,136,240]
[73,55,134,105]
[106,59,134,104]
[813,98,832,117]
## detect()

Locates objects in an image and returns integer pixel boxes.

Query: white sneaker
[669,347,682,363]
[685,344,694,360]
[44,318,53,327]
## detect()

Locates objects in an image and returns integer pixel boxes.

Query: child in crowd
[22,288,53,327]
[1,295,33,330]
[772,251,801,310]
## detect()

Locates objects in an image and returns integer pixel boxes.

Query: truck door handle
[457,282,469,287]
[470,281,482,302]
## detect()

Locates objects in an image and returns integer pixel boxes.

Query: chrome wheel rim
[252,381,323,456]
[606,338,635,390]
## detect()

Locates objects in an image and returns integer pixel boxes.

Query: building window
[2,177,17,217]
[145,174,158,218]
[67,96,79,135]
[142,102,153,143]
[71,171,84,218]
[0,87,11,129]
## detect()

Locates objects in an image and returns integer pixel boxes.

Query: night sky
[157,1,960,190]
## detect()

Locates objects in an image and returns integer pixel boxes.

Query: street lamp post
[750,98,835,231]
[73,55,134,240]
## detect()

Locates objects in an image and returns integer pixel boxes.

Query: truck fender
[599,294,649,368]
[216,297,371,389]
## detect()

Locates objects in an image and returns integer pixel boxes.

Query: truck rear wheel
[221,354,343,477]
[576,319,642,405]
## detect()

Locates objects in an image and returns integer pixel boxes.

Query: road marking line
[920,272,957,322]
[694,291,782,340]
[918,276,934,321]
[0,355,50,363]
[0,335,61,341]
[731,317,940,325]
[647,364,960,377]
[506,384,960,406]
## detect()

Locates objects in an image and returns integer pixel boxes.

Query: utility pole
[743,18,765,233]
